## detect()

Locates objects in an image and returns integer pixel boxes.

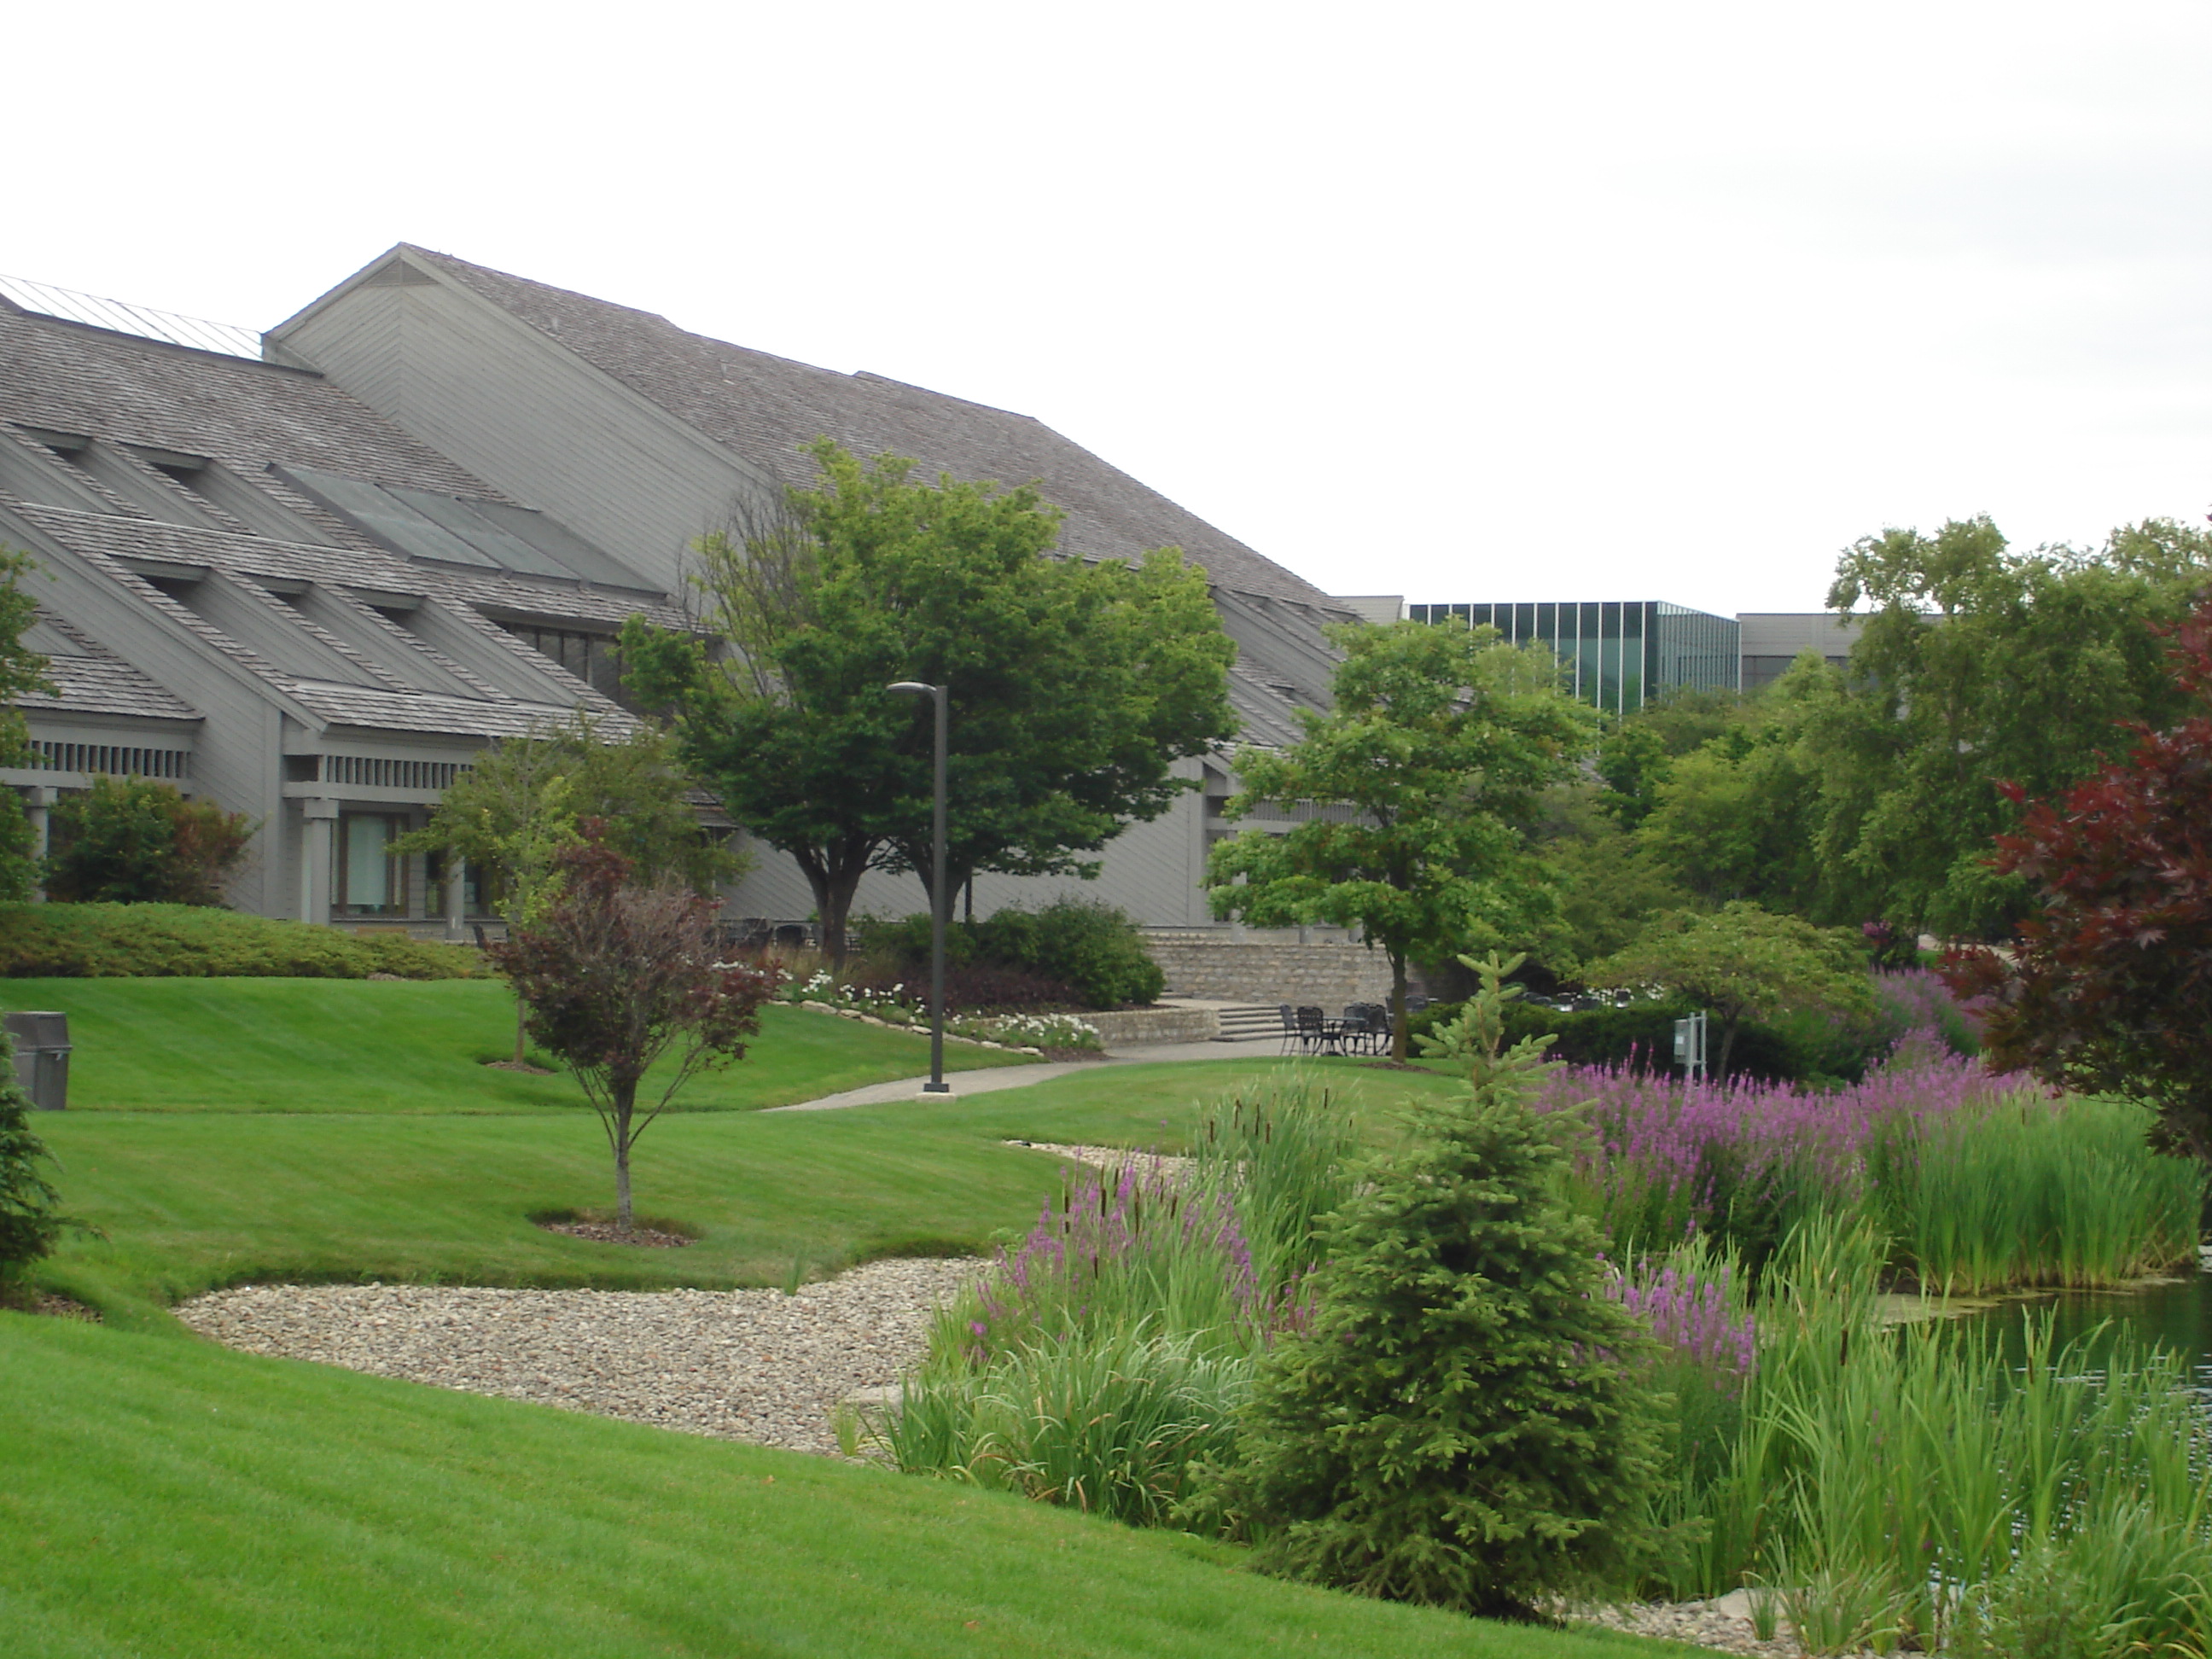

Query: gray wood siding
[278,273,781,591]
[720,783,1214,929]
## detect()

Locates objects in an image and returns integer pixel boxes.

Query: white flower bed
[778,973,1102,1052]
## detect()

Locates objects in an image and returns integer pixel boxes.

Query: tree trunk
[611,1086,635,1232]
[794,835,879,967]
[1714,1016,1740,1084]
[1390,949,1411,1062]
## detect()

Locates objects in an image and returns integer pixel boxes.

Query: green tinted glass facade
[1405,599,1738,716]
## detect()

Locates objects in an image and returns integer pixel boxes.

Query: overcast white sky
[9,1,2209,614]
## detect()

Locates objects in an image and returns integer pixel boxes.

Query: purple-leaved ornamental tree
[492,828,778,1231]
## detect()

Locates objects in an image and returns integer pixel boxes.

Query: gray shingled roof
[401,247,1354,614]
[1,300,693,744]
[20,608,200,722]
[0,295,493,500]
[6,503,656,741]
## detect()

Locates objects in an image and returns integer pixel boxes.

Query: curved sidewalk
[765,1036,1287,1113]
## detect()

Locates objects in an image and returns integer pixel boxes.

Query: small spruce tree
[1190,954,1667,1616]
[0,1027,74,1300]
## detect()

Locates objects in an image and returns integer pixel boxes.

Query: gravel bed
[176,1257,986,1456]
[1564,1595,1813,1656]
[1008,1139,1193,1178]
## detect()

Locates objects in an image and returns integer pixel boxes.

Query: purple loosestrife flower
[1541,1045,2023,1243]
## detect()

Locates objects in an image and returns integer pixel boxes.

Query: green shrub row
[1406,993,1937,1088]
[868,899,1163,1010]
[0,904,479,980]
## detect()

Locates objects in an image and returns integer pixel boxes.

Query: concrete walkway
[765,1034,1287,1113]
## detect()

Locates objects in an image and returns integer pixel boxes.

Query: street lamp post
[887,679,950,1094]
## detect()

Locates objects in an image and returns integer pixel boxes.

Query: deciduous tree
[1204,622,1595,1058]
[491,832,777,1231]
[622,442,1234,962]
[405,718,741,1062]
[1803,515,2209,938]
[43,777,255,905]
[1942,594,2212,1160]
[1586,900,1873,1080]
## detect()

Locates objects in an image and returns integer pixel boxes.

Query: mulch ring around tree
[534,1219,693,1249]
[5,1293,102,1321]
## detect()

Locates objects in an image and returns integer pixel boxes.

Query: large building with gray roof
[3,249,1360,932]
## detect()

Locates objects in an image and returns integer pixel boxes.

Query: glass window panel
[1534,602,1557,643]
[341,815,403,915]
[1512,602,1536,643]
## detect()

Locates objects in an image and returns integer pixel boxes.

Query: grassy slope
[0,979,1033,1114]
[39,1062,1458,1317]
[0,1318,1685,1659]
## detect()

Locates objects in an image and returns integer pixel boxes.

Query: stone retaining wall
[1141,932,1393,1008]
[1083,1005,1219,1046]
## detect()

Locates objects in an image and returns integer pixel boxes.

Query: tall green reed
[1664,1215,2212,1656]
[1867,1090,2204,1294]
[1187,1069,1363,1301]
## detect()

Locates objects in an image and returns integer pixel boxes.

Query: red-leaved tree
[492,830,778,1230]
[1942,594,2212,1159]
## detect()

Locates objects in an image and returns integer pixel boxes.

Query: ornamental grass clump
[871,1074,1356,1521]
[1186,956,1668,1617]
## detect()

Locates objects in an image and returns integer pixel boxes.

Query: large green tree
[623,442,1235,961]
[1204,622,1595,1058]
[1612,518,2212,941]
[1943,594,2212,1161]
[1802,515,2210,938]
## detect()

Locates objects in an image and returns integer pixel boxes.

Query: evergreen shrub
[873,898,1162,1009]
[1188,958,1667,1615]
[0,1025,75,1292]
[0,904,478,979]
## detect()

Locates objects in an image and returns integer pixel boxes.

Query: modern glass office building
[1405,600,1740,716]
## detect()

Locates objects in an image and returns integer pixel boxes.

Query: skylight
[274,465,655,591]
[0,274,262,358]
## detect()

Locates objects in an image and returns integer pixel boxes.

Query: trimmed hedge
[1408,997,1825,1086]
[0,904,480,980]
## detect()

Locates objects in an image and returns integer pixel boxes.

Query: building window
[499,622,630,706]
[424,848,489,915]
[340,814,408,916]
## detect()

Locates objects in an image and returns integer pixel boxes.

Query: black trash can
[5,1010,70,1110]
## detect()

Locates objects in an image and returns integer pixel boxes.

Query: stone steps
[1213,1004,1285,1043]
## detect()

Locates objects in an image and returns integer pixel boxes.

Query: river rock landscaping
[176,1256,983,1456]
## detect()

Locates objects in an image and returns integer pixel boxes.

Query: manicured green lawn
[0,978,1033,1113]
[38,1062,1458,1319]
[0,982,1658,1659]
[0,1316,1687,1659]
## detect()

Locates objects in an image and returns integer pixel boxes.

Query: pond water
[1953,1260,2212,1386]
